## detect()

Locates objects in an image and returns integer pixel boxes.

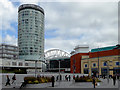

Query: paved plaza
[1,73,120,89]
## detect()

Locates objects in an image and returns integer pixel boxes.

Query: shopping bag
[97,83,100,86]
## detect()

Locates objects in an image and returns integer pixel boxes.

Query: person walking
[60,75,62,81]
[73,75,75,80]
[12,74,16,84]
[113,75,116,86]
[92,77,96,88]
[68,75,71,81]
[56,75,59,81]
[51,76,55,87]
[65,75,67,81]
[12,74,16,88]
[5,75,10,86]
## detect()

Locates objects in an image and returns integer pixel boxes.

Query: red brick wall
[70,49,120,73]
[70,53,89,73]
[89,49,120,58]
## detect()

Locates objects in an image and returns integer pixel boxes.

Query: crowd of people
[5,73,119,88]
[51,75,71,87]
[91,73,119,88]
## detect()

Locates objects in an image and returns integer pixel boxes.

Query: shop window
[93,63,96,67]
[103,62,107,66]
[12,62,17,66]
[85,64,87,68]
[25,63,28,66]
[19,62,23,66]
[116,62,120,66]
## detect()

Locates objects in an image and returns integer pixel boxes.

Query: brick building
[70,45,120,76]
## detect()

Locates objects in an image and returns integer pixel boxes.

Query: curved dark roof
[18,4,44,15]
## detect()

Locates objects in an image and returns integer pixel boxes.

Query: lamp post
[97,47,100,78]
[35,60,37,77]
[46,60,50,72]
[113,44,120,90]
[73,56,75,83]
[35,56,44,77]
[105,61,109,83]
[59,60,60,84]
[39,60,46,72]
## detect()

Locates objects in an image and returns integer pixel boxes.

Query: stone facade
[81,55,120,76]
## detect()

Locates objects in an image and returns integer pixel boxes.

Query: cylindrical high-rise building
[18,4,44,61]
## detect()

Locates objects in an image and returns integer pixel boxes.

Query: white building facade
[71,45,89,56]
[1,58,43,72]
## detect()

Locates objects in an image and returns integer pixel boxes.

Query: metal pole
[42,61,43,72]
[49,60,50,71]
[73,58,75,84]
[113,44,120,89]
[118,49,120,90]
[107,61,109,83]
[59,60,60,85]
[59,60,60,80]
[118,56,120,90]
[98,47,100,78]
[35,60,37,77]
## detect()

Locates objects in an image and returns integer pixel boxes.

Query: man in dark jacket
[51,76,55,87]
[113,75,116,86]
[92,77,96,88]
[69,75,71,81]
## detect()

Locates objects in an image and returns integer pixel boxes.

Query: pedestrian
[68,75,71,81]
[117,74,119,79]
[56,75,59,81]
[12,74,16,88]
[73,75,75,80]
[12,74,16,84]
[96,73,99,78]
[65,75,67,81]
[92,77,96,88]
[103,75,105,79]
[91,72,93,76]
[5,75,10,86]
[113,75,116,86]
[51,76,55,87]
[60,75,62,81]
[37,74,40,78]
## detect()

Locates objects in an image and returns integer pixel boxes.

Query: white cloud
[0,0,18,31]
[0,1,118,53]
[40,2,118,52]
[3,34,17,46]
[19,0,40,5]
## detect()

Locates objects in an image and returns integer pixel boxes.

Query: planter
[75,76,101,82]
[24,76,52,84]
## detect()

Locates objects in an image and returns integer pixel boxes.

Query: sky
[0,0,119,53]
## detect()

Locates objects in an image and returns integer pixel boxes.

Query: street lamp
[97,47,100,78]
[35,56,44,77]
[72,56,76,83]
[113,44,120,90]
[35,60,37,77]
[39,60,46,72]
[105,61,109,83]
[58,60,61,83]
[46,60,50,72]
